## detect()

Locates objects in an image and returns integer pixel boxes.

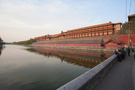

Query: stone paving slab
[93,53,134,90]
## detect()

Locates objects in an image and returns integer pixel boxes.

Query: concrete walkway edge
[132,52,135,90]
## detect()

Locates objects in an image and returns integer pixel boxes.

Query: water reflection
[26,47,112,68]
[0,45,113,90]
[0,45,90,90]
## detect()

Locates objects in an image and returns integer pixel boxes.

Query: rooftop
[128,14,135,17]
[67,22,121,32]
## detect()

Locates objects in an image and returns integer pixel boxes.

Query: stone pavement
[93,52,135,90]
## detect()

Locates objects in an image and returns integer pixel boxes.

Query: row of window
[65,31,113,39]
[66,26,113,35]
[36,30,113,41]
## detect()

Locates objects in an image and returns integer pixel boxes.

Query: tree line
[13,39,36,44]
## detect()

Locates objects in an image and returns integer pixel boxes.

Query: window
[92,33,95,36]
[96,33,98,36]
[104,32,107,35]
[100,32,103,36]
[108,31,112,35]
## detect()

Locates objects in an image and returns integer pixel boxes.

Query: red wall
[120,35,135,46]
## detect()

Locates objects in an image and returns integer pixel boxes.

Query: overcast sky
[0,0,135,42]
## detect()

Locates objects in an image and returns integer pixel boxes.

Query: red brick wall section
[120,35,135,46]
[131,35,135,46]
[120,35,128,45]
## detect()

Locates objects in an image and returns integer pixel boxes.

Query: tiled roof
[128,14,135,17]
[67,22,121,32]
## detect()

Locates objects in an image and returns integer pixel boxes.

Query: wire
[134,0,135,12]
[129,0,132,14]
[125,0,127,22]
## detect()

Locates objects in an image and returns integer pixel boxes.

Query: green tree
[13,39,36,44]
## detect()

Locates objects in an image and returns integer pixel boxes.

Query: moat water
[0,45,112,90]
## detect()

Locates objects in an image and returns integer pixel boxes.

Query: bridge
[57,51,135,90]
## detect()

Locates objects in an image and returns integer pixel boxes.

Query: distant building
[33,22,122,48]
[33,14,135,48]
[120,14,135,47]
[35,22,122,42]
[128,14,135,21]
[121,14,135,34]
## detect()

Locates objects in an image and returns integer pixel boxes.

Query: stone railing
[57,55,117,90]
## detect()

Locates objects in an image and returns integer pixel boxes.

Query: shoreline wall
[57,55,117,90]
[32,34,122,49]
[32,45,118,52]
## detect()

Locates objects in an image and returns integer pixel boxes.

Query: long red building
[32,14,135,48]
[32,21,123,48]
[32,14,135,49]
[35,22,122,41]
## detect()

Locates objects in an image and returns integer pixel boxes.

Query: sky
[0,0,135,42]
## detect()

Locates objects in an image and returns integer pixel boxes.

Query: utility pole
[128,22,131,47]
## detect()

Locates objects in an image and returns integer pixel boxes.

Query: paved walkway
[93,52,135,90]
